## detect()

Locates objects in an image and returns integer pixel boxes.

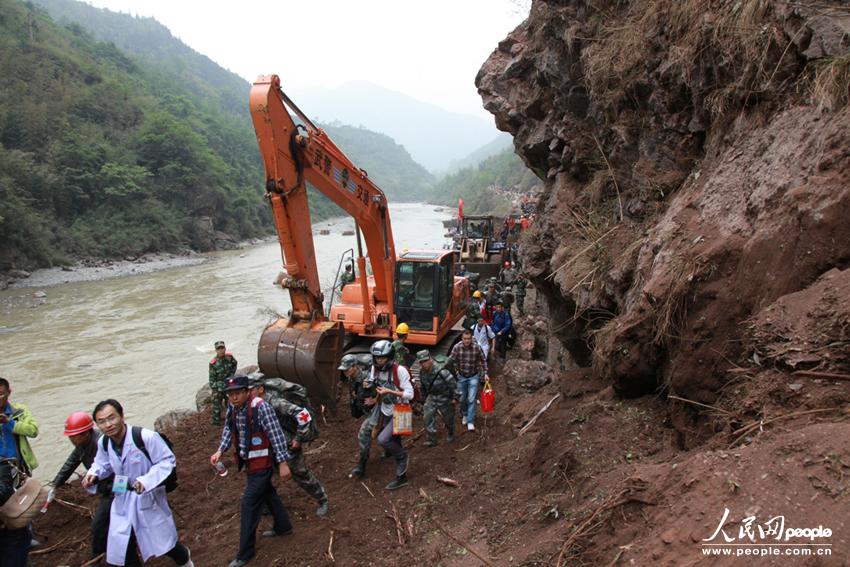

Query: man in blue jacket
[490,301,513,361]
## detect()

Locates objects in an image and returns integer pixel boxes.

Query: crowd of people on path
[2,221,534,566]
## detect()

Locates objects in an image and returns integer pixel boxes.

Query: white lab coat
[473,323,495,359]
[87,427,178,565]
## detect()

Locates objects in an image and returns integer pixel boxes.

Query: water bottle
[40,487,56,513]
[214,461,228,477]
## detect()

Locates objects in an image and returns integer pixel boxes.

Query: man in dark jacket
[0,458,30,566]
[490,302,513,361]
[52,411,112,564]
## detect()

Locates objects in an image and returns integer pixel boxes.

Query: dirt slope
[30,357,850,566]
[477,0,850,410]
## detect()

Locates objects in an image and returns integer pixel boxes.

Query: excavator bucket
[257,318,344,409]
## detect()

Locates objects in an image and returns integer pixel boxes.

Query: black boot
[348,454,368,479]
[385,474,408,491]
[395,452,409,477]
[424,433,438,447]
[446,427,455,443]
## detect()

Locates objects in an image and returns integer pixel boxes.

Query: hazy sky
[82,0,529,119]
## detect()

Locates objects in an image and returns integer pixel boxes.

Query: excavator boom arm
[250,75,397,317]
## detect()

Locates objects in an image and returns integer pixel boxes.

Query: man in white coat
[82,399,193,567]
[472,317,495,360]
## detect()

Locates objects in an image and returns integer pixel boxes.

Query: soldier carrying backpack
[247,374,328,517]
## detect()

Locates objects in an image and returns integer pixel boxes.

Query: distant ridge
[294,81,500,172]
[440,132,513,177]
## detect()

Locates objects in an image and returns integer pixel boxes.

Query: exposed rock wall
[478,0,850,404]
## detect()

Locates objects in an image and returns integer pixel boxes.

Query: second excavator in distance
[249,74,470,408]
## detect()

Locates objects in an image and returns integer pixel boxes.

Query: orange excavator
[250,75,470,407]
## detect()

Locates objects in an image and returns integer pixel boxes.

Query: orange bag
[480,378,495,413]
[393,403,413,436]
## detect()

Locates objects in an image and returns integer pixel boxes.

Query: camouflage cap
[246,372,265,389]
[415,349,431,362]
[214,340,225,348]
[338,354,357,371]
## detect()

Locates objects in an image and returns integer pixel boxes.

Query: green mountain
[1,0,437,271]
[428,147,538,215]
[321,122,434,201]
[0,0,270,269]
[28,0,435,204]
[30,0,250,121]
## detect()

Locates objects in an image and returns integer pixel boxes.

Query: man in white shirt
[472,317,495,360]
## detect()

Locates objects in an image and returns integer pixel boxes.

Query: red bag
[480,379,495,413]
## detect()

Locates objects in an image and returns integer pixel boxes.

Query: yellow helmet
[473,290,483,298]
[396,322,409,335]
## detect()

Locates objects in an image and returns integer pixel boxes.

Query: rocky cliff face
[478,0,850,415]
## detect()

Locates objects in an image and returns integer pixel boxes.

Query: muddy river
[0,203,453,478]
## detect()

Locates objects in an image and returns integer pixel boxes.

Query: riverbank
[2,205,459,290]
[4,251,210,290]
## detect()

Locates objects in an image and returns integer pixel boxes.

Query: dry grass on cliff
[646,254,718,351]
[806,53,850,111]
[583,0,777,113]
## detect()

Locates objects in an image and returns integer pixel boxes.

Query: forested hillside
[31,0,250,118]
[322,122,434,201]
[428,147,538,214]
[0,0,441,271]
[0,0,271,269]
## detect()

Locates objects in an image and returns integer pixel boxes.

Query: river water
[0,203,452,478]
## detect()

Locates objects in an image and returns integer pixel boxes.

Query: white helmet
[370,340,395,371]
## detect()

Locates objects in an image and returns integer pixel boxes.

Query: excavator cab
[394,251,454,334]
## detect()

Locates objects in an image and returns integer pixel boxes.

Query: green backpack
[263,378,320,442]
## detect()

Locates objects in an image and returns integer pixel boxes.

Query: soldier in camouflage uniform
[416,350,457,446]
[339,354,376,419]
[340,264,355,286]
[392,323,412,367]
[463,291,485,330]
[500,286,515,314]
[514,276,527,315]
[347,341,413,490]
[248,375,329,517]
[343,353,380,480]
[484,280,501,305]
[208,340,237,425]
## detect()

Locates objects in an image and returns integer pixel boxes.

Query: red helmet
[63,411,94,436]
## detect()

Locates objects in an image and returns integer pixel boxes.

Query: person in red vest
[211,376,293,567]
